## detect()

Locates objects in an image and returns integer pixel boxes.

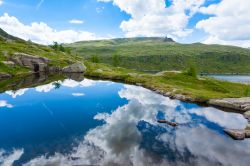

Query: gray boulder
[62,62,86,73]
[10,53,49,72]
[224,129,245,140]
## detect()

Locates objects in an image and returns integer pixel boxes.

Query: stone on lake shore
[208,97,250,112]
[244,111,250,121]
[224,129,245,140]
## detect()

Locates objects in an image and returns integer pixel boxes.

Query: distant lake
[209,75,250,84]
[0,74,250,166]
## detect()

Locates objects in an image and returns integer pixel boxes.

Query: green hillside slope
[66,37,250,74]
[0,28,82,76]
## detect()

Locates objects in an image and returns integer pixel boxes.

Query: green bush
[91,55,100,63]
[185,64,197,78]
[244,88,250,96]
[112,54,120,67]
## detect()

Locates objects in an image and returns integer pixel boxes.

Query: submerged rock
[62,62,86,73]
[208,98,250,112]
[157,120,178,127]
[224,129,245,140]
[10,53,49,72]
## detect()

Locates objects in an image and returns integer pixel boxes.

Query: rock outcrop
[0,73,12,79]
[62,62,86,73]
[208,97,250,112]
[10,53,50,72]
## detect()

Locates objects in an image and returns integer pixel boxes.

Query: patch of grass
[0,35,84,75]
[244,88,250,97]
[84,61,250,101]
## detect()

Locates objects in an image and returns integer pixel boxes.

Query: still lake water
[0,75,250,166]
[210,75,250,84]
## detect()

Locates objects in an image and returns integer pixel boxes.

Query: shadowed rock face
[10,53,50,72]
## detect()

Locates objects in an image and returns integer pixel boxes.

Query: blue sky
[0,0,249,47]
[0,0,129,36]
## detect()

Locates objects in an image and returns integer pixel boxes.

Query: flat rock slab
[208,97,250,112]
[224,129,245,140]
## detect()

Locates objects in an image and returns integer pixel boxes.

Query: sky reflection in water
[0,78,249,166]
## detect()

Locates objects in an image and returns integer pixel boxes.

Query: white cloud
[0,0,3,6]
[72,93,85,97]
[35,83,55,93]
[61,79,96,88]
[189,107,247,129]
[5,88,28,98]
[69,19,84,24]
[99,0,205,38]
[0,149,23,166]
[196,0,250,47]
[0,13,98,44]
[0,100,13,108]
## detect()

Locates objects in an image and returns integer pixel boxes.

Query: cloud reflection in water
[20,84,250,166]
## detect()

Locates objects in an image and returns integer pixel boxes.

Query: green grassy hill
[0,28,82,76]
[66,37,250,74]
[1,30,250,101]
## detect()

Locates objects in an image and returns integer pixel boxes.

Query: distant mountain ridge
[66,36,250,74]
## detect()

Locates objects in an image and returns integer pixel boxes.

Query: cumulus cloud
[35,83,55,93]
[61,79,96,88]
[0,100,13,108]
[5,88,28,98]
[0,13,97,44]
[99,0,205,38]
[196,0,250,47]
[189,107,247,129]
[0,149,23,166]
[69,19,84,24]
